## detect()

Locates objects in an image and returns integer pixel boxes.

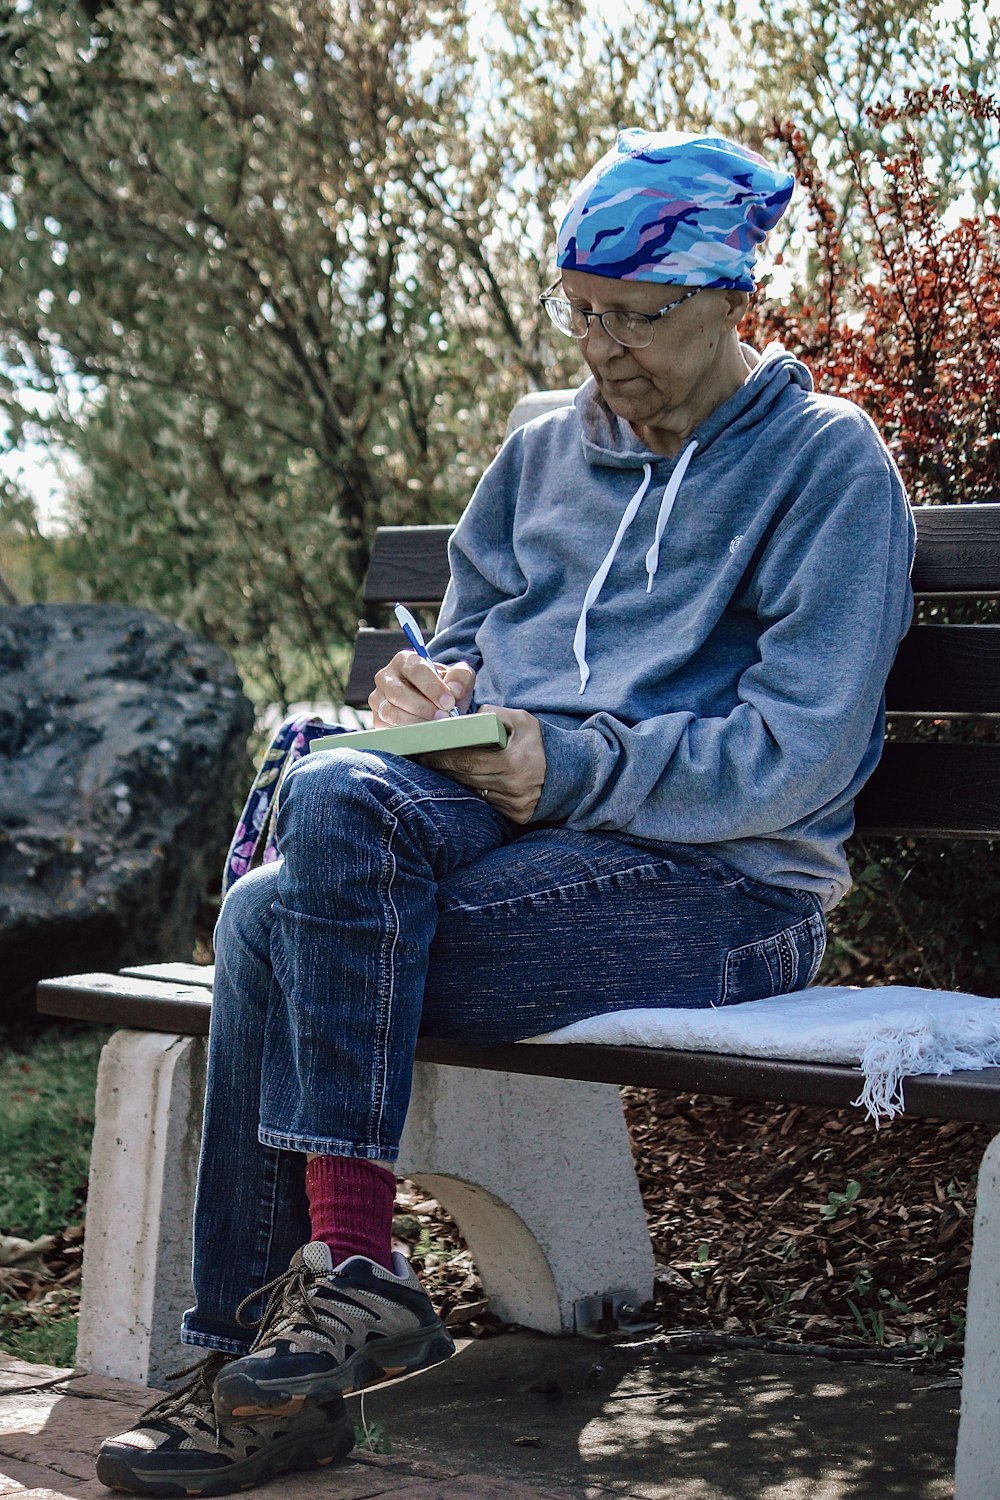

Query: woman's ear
[723,289,751,329]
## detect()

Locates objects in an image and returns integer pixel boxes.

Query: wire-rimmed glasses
[538,280,701,349]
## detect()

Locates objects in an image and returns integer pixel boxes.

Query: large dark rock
[0,604,254,1025]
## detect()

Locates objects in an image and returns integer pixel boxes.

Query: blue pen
[393,603,462,717]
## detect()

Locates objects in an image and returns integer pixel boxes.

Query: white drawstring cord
[645,440,697,591]
[573,463,652,693]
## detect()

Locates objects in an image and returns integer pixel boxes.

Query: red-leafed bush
[747,89,1000,509]
[745,91,1000,996]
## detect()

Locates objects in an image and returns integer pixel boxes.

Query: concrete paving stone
[0,1491,70,1499]
[352,1450,464,1481]
[389,1482,578,1498]
[0,1357,156,1413]
[0,1384,158,1486]
[0,1363,75,1397]
[0,1448,425,1500]
[48,1371,161,1410]
[354,1330,961,1499]
[3,1457,114,1493]
[0,1489,111,1500]
[0,1356,463,1500]
[0,1405,393,1498]
[0,1470,108,1500]
[0,1453,79,1492]
[254,1449,470,1498]
[204,1460,431,1499]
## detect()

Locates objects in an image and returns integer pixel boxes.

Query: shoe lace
[140,1353,228,1423]
[235,1259,330,1347]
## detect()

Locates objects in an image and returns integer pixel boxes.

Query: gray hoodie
[431,346,915,909]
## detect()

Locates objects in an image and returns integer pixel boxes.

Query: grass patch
[0,1024,109,1364]
[0,1285,81,1366]
[0,1026,106,1239]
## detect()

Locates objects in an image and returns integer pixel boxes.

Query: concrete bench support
[77,1031,207,1387]
[396,1063,654,1335]
[954,1129,1000,1498]
[77,1029,653,1388]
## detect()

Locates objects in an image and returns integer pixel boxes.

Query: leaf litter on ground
[393,1090,987,1365]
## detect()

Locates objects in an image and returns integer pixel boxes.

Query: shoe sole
[95,1409,355,1497]
[215,1325,456,1420]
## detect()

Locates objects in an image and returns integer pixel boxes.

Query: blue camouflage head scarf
[556,129,794,290]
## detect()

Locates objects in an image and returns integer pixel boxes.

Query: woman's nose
[583,317,626,360]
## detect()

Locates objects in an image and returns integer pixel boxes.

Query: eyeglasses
[538,280,701,349]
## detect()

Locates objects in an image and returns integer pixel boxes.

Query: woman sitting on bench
[97,128,915,1496]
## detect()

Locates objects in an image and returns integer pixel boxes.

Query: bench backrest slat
[856,742,1000,836]
[907,503,1000,595]
[346,629,407,705]
[362,505,1000,607]
[363,525,453,607]
[345,622,1000,716]
[887,625,1000,715]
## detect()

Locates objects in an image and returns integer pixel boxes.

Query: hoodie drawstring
[573,442,698,693]
[573,463,652,693]
[645,440,697,591]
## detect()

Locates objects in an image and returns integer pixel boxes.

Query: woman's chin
[599,382,652,420]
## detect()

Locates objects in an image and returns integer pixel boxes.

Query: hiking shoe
[213,1242,456,1421]
[95,1351,354,1496]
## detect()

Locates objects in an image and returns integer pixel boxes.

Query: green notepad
[309,712,508,758]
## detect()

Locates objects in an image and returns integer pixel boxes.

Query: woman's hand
[421,705,547,824]
[369,651,476,723]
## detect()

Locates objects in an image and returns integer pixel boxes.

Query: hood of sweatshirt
[577,343,813,470]
[569,345,813,691]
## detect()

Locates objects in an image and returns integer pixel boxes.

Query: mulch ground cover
[4,1092,986,1370]
[398,1091,988,1366]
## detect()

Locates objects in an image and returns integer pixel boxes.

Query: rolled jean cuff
[180,1324,252,1357]
[257,1127,399,1163]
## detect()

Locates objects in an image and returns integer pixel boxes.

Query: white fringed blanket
[524,986,1000,1124]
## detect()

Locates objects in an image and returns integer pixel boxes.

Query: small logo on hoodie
[729,534,744,554]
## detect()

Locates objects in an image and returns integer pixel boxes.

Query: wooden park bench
[38,392,1000,1499]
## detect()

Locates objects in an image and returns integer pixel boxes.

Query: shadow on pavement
[353,1330,961,1498]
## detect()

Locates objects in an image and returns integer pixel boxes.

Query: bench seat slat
[418,1039,1000,1125]
[119,962,214,989]
[34,970,1000,1126]
[361,506,1000,607]
[37,972,212,1033]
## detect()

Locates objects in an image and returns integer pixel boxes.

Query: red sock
[304,1155,396,1272]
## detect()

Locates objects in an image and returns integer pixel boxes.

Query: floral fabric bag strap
[222,714,344,895]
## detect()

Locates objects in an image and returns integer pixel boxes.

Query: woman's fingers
[439,662,477,713]
[368,651,463,723]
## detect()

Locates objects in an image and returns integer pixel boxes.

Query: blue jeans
[182,748,824,1352]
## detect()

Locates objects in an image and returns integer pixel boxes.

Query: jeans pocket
[718,909,826,1007]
